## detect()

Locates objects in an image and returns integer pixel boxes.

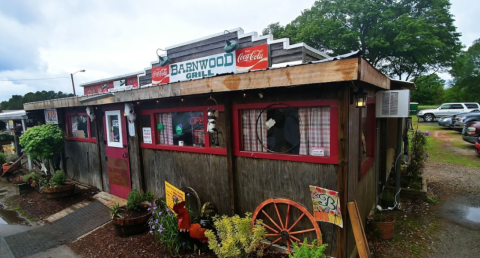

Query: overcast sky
[0,0,478,102]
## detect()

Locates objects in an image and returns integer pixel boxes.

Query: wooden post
[336,84,349,258]
[93,107,105,191]
[224,92,237,216]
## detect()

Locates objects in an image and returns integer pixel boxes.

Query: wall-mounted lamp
[157,48,170,67]
[181,97,184,102]
[351,88,368,108]
[223,30,238,53]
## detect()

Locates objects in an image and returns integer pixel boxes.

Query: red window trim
[139,105,227,155]
[360,101,376,178]
[65,112,96,143]
[232,100,339,164]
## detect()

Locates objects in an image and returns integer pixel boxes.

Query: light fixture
[351,88,367,108]
[223,30,238,53]
[181,97,184,102]
[70,69,86,96]
[156,100,159,103]
[243,92,246,97]
[136,101,140,105]
[157,48,170,67]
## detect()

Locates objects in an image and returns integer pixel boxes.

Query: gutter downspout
[395,118,404,206]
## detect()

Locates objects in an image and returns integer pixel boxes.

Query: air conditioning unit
[376,90,410,118]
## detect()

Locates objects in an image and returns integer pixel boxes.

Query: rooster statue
[172,201,217,243]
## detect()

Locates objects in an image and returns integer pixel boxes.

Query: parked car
[438,116,453,128]
[451,109,480,131]
[462,121,480,144]
[417,102,480,122]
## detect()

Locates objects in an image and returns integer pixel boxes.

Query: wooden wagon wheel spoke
[273,202,285,230]
[290,228,317,235]
[261,210,283,231]
[299,243,314,247]
[260,221,279,234]
[252,198,322,254]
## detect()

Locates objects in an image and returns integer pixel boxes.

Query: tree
[410,74,445,105]
[263,0,462,81]
[0,91,73,111]
[449,39,480,103]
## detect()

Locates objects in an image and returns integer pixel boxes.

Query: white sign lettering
[170,52,236,82]
[143,127,152,144]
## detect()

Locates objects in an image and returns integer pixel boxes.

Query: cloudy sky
[0,0,478,102]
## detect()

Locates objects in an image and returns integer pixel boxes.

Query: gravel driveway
[423,161,480,258]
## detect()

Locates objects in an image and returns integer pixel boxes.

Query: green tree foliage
[449,39,480,103]
[0,90,73,111]
[19,124,64,171]
[263,0,462,80]
[410,74,445,105]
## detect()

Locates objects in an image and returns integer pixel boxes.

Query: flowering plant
[148,198,190,255]
[405,129,429,188]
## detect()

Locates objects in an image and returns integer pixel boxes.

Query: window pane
[108,115,120,142]
[242,109,267,152]
[70,115,88,138]
[156,113,173,145]
[465,104,478,108]
[139,115,152,143]
[171,111,204,147]
[440,105,451,109]
[451,104,464,109]
[266,108,300,154]
[209,111,226,148]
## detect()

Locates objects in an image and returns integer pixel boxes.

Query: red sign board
[236,44,269,72]
[152,66,170,85]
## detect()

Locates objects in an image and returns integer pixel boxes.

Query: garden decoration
[2,153,22,177]
[111,189,154,237]
[173,201,209,243]
[20,124,64,175]
[42,171,75,199]
[252,198,322,254]
[205,95,220,146]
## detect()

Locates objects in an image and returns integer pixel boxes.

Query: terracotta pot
[3,164,11,173]
[372,218,395,240]
[43,184,75,199]
[112,212,152,237]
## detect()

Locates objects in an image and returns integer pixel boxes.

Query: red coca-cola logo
[152,68,168,77]
[152,66,170,85]
[236,44,269,70]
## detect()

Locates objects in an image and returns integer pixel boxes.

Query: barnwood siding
[65,141,103,190]
[142,149,229,215]
[97,110,110,191]
[236,157,338,250]
[139,69,151,86]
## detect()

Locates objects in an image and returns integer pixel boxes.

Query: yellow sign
[165,181,185,211]
[310,185,343,228]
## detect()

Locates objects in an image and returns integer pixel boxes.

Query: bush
[289,239,328,258]
[5,153,19,163]
[22,172,43,187]
[0,152,5,164]
[148,199,189,255]
[204,212,266,258]
[126,189,154,210]
[20,124,64,172]
[11,176,24,184]
[49,171,66,187]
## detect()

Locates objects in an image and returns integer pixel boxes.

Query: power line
[0,76,70,82]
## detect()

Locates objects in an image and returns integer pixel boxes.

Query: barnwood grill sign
[153,44,269,85]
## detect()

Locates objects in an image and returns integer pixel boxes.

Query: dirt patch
[6,185,99,221]
[68,222,288,258]
[431,130,474,156]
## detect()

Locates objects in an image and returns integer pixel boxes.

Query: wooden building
[23,28,412,257]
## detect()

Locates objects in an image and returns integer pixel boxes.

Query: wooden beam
[336,84,349,258]
[224,92,237,216]
[359,59,390,90]
[347,201,372,258]
[24,96,114,111]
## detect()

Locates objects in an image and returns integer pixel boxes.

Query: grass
[417,105,438,112]
[411,115,480,168]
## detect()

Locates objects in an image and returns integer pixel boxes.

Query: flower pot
[112,211,152,237]
[43,184,75,199]
[14,183,33,196]
[372,218,395,240]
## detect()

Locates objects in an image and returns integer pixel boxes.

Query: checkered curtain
[157,113,173,145]
[299,107,330,156]
[242,109,267,152]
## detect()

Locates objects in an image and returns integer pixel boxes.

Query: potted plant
[42,170,75,199]
[368,211,395,240]
[11,175,33,195]
[111,189,154,237]
[380,189,395,208]
[22,172,43,190]
[2,153,19,173]
[19,124,64,176]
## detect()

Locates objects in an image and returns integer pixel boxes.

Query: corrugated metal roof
[0,110,28,120]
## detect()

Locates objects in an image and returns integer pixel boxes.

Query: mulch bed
[68,222,289,258]
[7,185,99,221]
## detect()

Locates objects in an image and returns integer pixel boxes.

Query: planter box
[112,212,152,237]
[386,177,427,200]
[43,184,75,199]
[14,183,33,195]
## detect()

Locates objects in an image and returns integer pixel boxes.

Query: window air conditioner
[376,90,410,118]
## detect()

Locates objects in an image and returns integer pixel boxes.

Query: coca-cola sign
[152,66,170,85]
[236,44,268,72]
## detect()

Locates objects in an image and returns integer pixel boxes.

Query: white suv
[417,102,480,122]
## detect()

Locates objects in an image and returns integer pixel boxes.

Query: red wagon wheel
[252,198,322,253]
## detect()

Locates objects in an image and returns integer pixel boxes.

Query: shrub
[20,124,64,173]
[11,176,24,184]
[126,189,144,211]
[405,129,429,188]
[289,238,327,258]
[204,212,266,258]
[22,172,43,187]
[5,153,19,163]
[110,203,123,219]
[148,199,189,255]
[0,152,5,164]
[49,171,66,187]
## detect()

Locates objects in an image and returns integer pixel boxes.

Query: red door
[104,109,131,199]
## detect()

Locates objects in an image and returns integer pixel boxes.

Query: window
[65,113,96,143]
[105,110,123,148]
[233,100,338,164]
[465,103,479,109]
[451,104,464,109]
[440,104,451,110]
[139,106,226,155]
[360,102,376,178]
